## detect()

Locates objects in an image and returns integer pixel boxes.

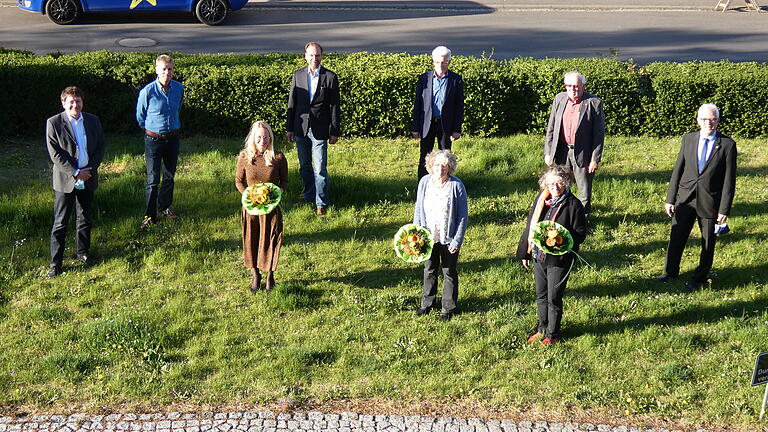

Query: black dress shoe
[47,266,61,279]
[76,254,97,266]
[655,274,676,283]
[685,281,704,291]
[439,312,452,321]
[416,307,431,317]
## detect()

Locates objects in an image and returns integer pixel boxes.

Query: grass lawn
[0,133,766,430]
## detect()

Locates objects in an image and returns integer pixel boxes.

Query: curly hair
[538,165,575,190]
[424,149,458,177]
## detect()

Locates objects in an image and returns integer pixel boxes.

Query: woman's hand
[521,259,530,269]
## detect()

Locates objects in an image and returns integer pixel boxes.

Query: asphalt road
[1,0,768,62]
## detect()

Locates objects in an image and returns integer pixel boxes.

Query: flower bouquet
[393,224,434,264]
[241,182,282,215]
[531,220,574,256]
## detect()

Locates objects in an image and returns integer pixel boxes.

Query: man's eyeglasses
[565,84,581,89]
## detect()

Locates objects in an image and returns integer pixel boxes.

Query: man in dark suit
[544,71,604,216]
[656,103,737,291]
[45,86,106,278]
[286,42,341,217]
[411,46,464,180]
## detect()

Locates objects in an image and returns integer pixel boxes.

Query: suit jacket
[516,191,587,268]
[666,131,737,219]
[46,111,106,193]
[411,70,464,137]
[544,91,605,168]
[286,66,341,140]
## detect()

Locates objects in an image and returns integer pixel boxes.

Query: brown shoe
[316,207,327,216]
[527,332,545,343]
[160,208,179,220]
[541,337,560,345]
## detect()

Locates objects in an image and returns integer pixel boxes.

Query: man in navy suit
[411,46,464,180]
[45,86,106,278]
[656,103,737,291]
[286,42,341,217]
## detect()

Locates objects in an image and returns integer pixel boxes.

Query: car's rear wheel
[194,0,230,25]
[45,0,81,24]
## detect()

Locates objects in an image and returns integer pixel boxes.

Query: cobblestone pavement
[0,411,716,432]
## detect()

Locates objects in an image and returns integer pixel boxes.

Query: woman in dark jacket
[516,165,587,345]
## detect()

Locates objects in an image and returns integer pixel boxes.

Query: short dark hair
[60,86,84,102]
[304,42,324,54]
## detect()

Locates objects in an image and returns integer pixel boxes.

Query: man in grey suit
[656,103,737,291]
[544,71,604,216]
[286,42,341,217]
[46,86,106,278]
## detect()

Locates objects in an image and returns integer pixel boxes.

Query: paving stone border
[0,411,717,432]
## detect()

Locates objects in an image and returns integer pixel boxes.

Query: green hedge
[3,48,768,138]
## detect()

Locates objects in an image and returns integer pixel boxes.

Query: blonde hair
[425,149,458,176]
[241,121,275,166]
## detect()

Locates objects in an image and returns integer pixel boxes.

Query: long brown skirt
[241,207,283,271]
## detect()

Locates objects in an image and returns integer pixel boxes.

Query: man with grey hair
[656,103,737,291]
[411,45,465,180]
[544,71,604,217]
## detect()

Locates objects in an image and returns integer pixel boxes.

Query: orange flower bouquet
[531,220,574,256]
[241,182,282,215]
[393,224,434,264]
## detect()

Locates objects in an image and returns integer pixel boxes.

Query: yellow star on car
[129,0,157,9]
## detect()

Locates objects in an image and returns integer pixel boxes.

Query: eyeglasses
[698,118,718,123]
[564,84,581,89]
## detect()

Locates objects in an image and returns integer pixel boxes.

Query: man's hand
[521,259,530,269]
[448,246,459,254]
[412,132,421,139]
[717,213,728,223]
[75,168,92,181]
[286,131,295,142]
[544,155,553,166]
[588,161,599,173]
[665,203,675,217]
[450,132,461,141]
[329,135,339,145]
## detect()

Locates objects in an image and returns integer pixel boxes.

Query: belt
[432,117,441,121]
[567,144,574,149]
[145,129,179,139]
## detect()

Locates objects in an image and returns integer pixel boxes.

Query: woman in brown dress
[235,121,288,292]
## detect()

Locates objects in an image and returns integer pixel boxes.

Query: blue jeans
[295,129,329,208]
[144,133,180,218]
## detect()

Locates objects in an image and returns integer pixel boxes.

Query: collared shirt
[698,130,717,172]
[136,79,184,134]
[431,72,448,119]
[561,97,582,146]
[307,66,321,103]
[67,113,89,170]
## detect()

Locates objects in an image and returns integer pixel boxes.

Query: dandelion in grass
[241,182,282,215]
[393,224,434,264]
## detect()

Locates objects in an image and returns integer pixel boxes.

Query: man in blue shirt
[136,54,184,229]
[411,46,465,180]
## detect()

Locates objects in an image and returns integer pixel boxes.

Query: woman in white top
[413,150,469,321]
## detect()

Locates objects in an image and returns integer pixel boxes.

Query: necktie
[698,137,709,173]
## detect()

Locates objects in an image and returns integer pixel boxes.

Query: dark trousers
[144,134,180,218]
[418,118,452,179]
[664,202,717,283]
[50,189,94,268]
[533,260,571,339]
[556,145,594,215]
[421,243,459,313]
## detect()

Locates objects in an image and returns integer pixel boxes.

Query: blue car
[17,0,248,25]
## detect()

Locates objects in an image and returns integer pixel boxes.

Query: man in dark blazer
[411,46,464,180]
[286,42,341,217]
[45,86,106,278]
[544,71,604,216]
[657,103,737,291]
